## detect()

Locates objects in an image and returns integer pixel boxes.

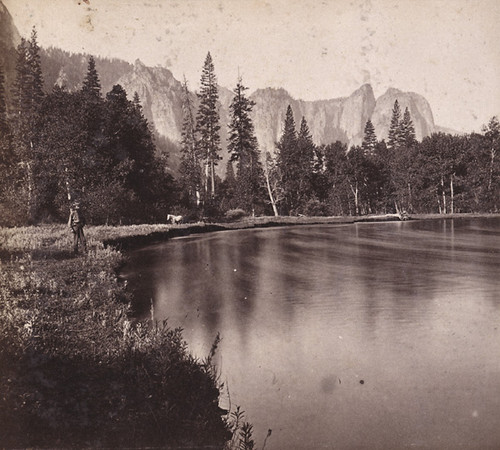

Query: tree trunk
[407,182,412,212]
[204,162,209,195]
[263,153,279,216]
[349,182,359,215]
[450,173,455,214]
[64,166,72,200]
[488,148,496,191]
[210,161,216,198]
[437,190,442,214]
[441,175,447,214]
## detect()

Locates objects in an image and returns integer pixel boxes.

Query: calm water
[122,218,500,449]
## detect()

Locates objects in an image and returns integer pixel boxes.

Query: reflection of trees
[354,223,437,329]
[123,217,500,351]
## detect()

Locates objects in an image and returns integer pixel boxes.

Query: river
[121,217,500,449]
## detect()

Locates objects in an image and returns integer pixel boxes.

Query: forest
[1,30,498,227]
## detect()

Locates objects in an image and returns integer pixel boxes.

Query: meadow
[0,224,231,447]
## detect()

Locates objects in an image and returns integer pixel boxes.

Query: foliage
[0,225,230,447]
[196,52,221,199]
[1,50,175,226]
[362,119,377,155]
[227,78,266,215]
[179,77,202,210]
[225,208,248,222]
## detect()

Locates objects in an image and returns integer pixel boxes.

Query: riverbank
[102,212,500,250]
[0,225,230,448]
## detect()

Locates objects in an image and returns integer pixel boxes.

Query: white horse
[167,214,183,224]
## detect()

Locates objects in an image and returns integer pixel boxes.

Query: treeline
[0,33,498,226]
[0,29,174,226]
[262,103,500,217]
[180,54,498,218]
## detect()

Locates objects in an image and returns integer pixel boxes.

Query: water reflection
[123,218,500,449]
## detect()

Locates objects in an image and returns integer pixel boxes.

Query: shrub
[0,225,230,448]
[224,209,247,222]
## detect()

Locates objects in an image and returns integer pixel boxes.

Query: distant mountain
[1,0,442,177]
[40,46,133,94]
[249,84,376,155]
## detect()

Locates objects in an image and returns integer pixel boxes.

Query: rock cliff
[371,87,435,141]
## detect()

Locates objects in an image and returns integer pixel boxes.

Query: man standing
[68,201,87,254]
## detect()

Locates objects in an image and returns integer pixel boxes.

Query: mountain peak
[383,87,404,97]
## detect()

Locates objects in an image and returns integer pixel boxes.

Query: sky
[4,0,500,132]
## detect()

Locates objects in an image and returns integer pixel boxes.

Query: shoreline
[102,212,500,251]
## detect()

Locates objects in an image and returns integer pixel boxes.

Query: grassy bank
[0,225,230,448]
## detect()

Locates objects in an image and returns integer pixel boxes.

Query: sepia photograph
[0,0,499,448]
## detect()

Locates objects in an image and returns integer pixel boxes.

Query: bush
[304,198,329,217]
[0,225,230,448]
[224,209,248,222]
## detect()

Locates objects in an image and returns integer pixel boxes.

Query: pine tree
[196,52,221,198]
[387,100,401,150]
[362,119,377,155]
[400,107,416,147]
[276,105,299,214]
[82,55,102,99]
[27,27,44,110]
[179,78,202,208]
[80,56,105,191]
[296,116,316,209]
[227,77,264,214]
[11,30,45,223]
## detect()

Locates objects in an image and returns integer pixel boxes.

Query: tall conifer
[179,78,202,207]
[196,52,221,198]
[276,105,299,213]
[400,107,416,147]
[387,100,401,150]
[227,77,263,214]
[362,119,377,155]
[82,55,102,99]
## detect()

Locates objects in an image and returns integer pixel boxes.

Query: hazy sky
[4,0,500,132]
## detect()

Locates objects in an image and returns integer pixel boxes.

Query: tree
[362,119,377,155]
[196,52,221,199]
[0,65,18,225]
[35,86,87,219]
[227,77,264,215]
[27,27,44,109]
[400,107,416,148]
[387,100,402,150]
[345,146,369,215]
[262,150,281,216]
[482,117,499,192]
[276,105,300,214]
[296,116,316,207]
[11,30,45,223]
[179,78,202,209]
[323,141,350,215]
[82,55,102,99]
[100,84,159,223]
